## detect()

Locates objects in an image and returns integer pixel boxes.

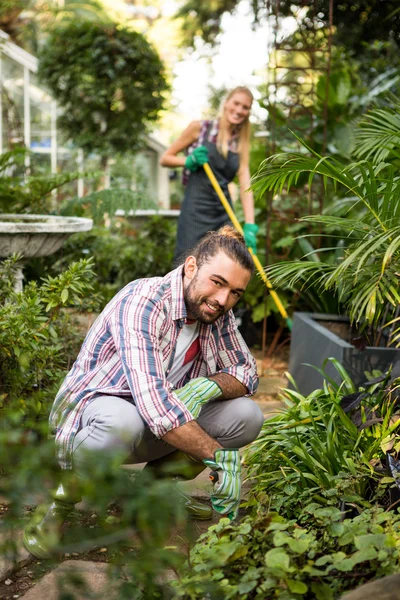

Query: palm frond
[354,105,400,162]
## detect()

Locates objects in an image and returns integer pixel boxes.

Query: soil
[318,319,353,342]
[316,318,387,349]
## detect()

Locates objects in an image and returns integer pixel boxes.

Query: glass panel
[29,71,52,174]
[82,153,103,195]
[109,150,158,209]
[1,53,24,150]
[56,141,79,202]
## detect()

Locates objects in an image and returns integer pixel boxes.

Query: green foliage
[0,434,188,598]
[244,360,400,519]
[172,506,400,599]
[59,187,158,224]
[0,0,110,54]
[38,21,169,156]
[274,1,400,55]
[26,216,177,305]
[251,104,400,338]
[0,147,84,213]
[176,0,244,48]
[175,0,400,55]
[0,255,100,409]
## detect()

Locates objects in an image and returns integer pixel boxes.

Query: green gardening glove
[174,377,222,419]
[243,223,259,254]
[184,145,209,172]
[203,449,241,520]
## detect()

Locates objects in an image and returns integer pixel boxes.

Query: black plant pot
[288,313,400,395]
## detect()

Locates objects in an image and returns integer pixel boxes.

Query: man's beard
[184,279,224,324]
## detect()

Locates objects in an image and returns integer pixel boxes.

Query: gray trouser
[72,395,264,472]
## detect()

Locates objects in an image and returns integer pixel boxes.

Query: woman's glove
[203,449,241,520]
[243,223,259,254]
[174,377,222,418]
[184,146,209,172]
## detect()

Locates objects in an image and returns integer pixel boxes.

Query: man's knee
[198,396,264,448]
[234,398,264,446]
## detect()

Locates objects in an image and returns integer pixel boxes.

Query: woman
[160,86,258,263]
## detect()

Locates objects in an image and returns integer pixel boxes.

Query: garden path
[0,346,288,599]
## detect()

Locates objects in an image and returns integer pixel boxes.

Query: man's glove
[203,449,241,520]
[184,146,209,172]
[174,377,221,419]
[243,223,259,254]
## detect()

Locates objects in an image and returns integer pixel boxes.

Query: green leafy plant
[0,254,100,410]
[26,216,177,305]
[38,21,169,160]
[172,505,400,599]
[0,147,83,213]
[251,103,400,342]
[244,359,400,519]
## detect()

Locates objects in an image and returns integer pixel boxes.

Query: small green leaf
[336,558,357,572]
[61,288,69,303]
[355,534,388,550]
[265,548,291,571]
[287,537,310,554]
[273,531,290,546]
[311,582,334,600]
[315,555,333,567]
[237,580,258,594]
[380,477,395,484]
[329,522,345,536]
[287,579,308,594]
[351,547,378,564]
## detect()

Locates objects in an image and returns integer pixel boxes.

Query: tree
[174,0,400,51]
[0,0,110,53]
[38,21,169,160]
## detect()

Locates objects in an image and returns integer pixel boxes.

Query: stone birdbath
[0,214,93,291]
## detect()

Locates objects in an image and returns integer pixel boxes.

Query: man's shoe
[146,451,212,520]
[146,450,207,481]
[178,489,212,520]
[23,482,81,559]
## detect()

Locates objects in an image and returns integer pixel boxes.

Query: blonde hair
[217,86,253,163]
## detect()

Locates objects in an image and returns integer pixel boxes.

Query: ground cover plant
[171,363,400,599]
[0,254,99,413]
[173,506,400,599]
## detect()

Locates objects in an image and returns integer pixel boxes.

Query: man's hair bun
[218,225,245,244]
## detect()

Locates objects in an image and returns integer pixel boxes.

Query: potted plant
[251,103,400,393]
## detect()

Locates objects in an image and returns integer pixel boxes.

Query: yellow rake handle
[203,162,291,327]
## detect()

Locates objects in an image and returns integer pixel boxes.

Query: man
[23,225,264,558]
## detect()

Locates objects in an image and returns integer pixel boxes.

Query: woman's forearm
[159,154,186,168]
[238,165,255,223]
[159,120,201,169]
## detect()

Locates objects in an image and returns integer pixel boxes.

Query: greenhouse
[0,29,170,207]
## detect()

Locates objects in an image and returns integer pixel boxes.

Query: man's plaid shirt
[50,265,259,469]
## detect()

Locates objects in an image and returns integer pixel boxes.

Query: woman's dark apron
[174,129,240,264]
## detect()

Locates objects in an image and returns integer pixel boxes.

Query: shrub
[25,216,177,305]
[173,506,400,599]
[38,21,169,157]
[244,360,400,519]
